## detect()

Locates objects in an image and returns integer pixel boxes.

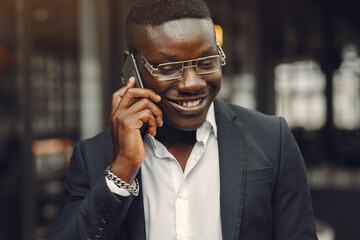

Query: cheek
[205,72,222,94]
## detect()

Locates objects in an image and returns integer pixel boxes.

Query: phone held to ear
[120,52,148,138]
[120,52,144,88]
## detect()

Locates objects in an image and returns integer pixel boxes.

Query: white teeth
[177,100,201,107]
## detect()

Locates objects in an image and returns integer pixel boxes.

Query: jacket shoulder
[215,99,281,131]
[74,129,113,165]
[77,129,112,149]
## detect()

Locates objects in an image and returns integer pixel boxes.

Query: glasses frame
[138,43,226,81]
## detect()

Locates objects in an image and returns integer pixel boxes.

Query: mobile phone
[120,52,144,88]
[120,52,148,138]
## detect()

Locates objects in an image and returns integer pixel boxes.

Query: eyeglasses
[139,43,226,81]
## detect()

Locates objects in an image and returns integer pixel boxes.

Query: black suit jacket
[50,99,318,240]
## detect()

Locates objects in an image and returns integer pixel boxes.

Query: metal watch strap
[104,166,139,196]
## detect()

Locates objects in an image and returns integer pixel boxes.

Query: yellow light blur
[214,24,223,46]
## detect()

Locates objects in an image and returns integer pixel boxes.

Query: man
[50,0,318,239]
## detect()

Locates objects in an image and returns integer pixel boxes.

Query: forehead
[130,18,216,59]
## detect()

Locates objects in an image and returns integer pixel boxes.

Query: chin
[165,116,207,131]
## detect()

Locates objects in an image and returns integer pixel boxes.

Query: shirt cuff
[105,176,131,196]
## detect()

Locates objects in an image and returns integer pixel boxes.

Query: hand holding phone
[108,53,163,183]
[120,52,148,138]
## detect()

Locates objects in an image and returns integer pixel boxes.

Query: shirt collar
[205,102,217,139]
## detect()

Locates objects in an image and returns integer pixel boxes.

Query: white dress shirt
[107,103,222,240]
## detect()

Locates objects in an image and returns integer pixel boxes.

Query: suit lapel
[214,100,247,240]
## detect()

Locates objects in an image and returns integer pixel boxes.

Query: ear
[123,50,130,62]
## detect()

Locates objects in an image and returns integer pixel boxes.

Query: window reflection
[275,60,326,130]
[333,43,360,130]
[231,73,256,110]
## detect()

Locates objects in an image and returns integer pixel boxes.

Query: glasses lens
[158,62,183,81]
[155,55,222,81]
[196,56,221,74]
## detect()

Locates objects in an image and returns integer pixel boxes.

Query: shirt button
[95,229,103,238]
[102,214,110,223]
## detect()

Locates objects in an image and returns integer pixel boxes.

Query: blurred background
[0,0,359,239]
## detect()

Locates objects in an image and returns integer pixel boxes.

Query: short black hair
[126,0,211,26]
[126,0,212,48]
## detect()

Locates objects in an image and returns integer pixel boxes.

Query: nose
[177,67,206,93]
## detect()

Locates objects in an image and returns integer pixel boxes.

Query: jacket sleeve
[272,117,318,240]
[49,142,133,240]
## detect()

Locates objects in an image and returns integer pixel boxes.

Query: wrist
[110,160,141,184]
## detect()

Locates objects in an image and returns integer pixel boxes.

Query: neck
[155,123,197,171]
[155,123,196,147]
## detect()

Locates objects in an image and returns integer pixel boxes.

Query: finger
[118,109,158,136]
[133,109,158,136]
[111,77,136,115]
[121,98,163,127]
[117,88,161,112]
[126,76,136,87]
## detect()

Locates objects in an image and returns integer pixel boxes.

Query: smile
[177,99,202,107]
[165,97,208,114]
